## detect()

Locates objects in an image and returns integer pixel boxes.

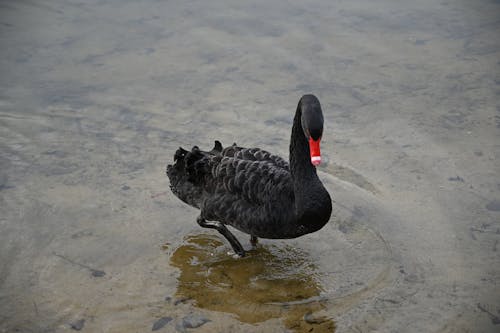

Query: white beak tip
[311,156,321,166]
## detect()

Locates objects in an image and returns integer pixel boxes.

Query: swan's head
[300,94,324,166]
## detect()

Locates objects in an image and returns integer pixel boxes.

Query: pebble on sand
[70,319,85,331]
[175,314,210,332]
[152,316,173,331]
[182,314,210,328]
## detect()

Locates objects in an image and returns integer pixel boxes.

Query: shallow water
[1,0,499,332]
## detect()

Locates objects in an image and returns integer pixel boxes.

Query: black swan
[166,94,332,256]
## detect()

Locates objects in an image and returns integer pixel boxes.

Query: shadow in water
[170,234,335,332]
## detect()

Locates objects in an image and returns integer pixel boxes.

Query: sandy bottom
[1,0,499,332]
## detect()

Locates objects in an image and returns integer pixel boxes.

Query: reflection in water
[170,234,335,332]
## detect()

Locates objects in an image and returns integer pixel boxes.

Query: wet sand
[1,0,499,332]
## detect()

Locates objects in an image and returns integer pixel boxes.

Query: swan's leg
[250,235,258,248]
[196,216,245,257]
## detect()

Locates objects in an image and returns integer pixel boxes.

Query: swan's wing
[167,141,292,209]
[166,141,222,207]
[206,155,294,205]
[221,143,289,171]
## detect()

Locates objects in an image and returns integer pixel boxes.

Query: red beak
[308,137,321,166]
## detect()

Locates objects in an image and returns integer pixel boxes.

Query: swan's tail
[166,141,223,206]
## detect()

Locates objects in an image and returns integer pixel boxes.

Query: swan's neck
[289,106,317,182]
[289,106,331,234]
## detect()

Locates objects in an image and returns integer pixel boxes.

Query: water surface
[1,0,499,332]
